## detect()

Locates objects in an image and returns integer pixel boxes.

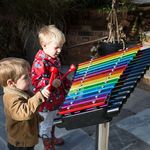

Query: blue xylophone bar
[107,47,150,114]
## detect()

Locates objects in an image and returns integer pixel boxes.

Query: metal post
[96,122,110,150]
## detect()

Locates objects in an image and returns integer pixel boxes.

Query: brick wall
[65,26,108,64]
[67,26,108,46]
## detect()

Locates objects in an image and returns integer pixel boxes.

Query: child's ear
[41,41,46,48]
[7,79,14,87]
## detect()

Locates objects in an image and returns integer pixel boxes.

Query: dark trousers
[7,143,34,150]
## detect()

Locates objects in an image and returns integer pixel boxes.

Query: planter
[97,41,123,56]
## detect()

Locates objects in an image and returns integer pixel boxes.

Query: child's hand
[52,79,61,88]
[40,85,50,99]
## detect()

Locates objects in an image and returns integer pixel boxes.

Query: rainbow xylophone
[54,45,150,129]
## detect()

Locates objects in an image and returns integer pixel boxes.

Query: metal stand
[96,122,110,150]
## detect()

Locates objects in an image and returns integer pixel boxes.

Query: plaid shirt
[31,50,71,111]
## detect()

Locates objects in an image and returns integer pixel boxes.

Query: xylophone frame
[55,107,112,129]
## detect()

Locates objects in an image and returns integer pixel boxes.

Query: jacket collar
[37,50,61,68]
[3,87,30,99]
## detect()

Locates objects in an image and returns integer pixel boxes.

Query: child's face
[42,40,63,58]
[13,73,31,91]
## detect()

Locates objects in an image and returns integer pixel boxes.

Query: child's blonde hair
[38,25,66,46]
[0,57,31,87]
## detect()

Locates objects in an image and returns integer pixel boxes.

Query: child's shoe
[51,137,64,145]
[42,134,55,150]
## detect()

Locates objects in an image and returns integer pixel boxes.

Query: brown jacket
[3,87,44,147]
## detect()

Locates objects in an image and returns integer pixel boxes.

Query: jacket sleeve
[8,92,45,121]
[31,60,49,92]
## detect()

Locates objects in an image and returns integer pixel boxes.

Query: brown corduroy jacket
[3,87,44,147]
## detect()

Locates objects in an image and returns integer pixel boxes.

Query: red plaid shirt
[31,50,71,112]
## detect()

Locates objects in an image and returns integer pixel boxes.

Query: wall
[65,25,108,65]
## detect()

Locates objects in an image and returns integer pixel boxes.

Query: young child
[0,57,50,150]
[31,25,71,150]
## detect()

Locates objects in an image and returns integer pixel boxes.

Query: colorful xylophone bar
[54,45,150,129]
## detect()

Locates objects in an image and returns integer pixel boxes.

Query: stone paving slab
[109,124,150,150]
[122,87,150,113]
[0,94,8,150]
[58,129,95,150]
[117,109,150,145]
